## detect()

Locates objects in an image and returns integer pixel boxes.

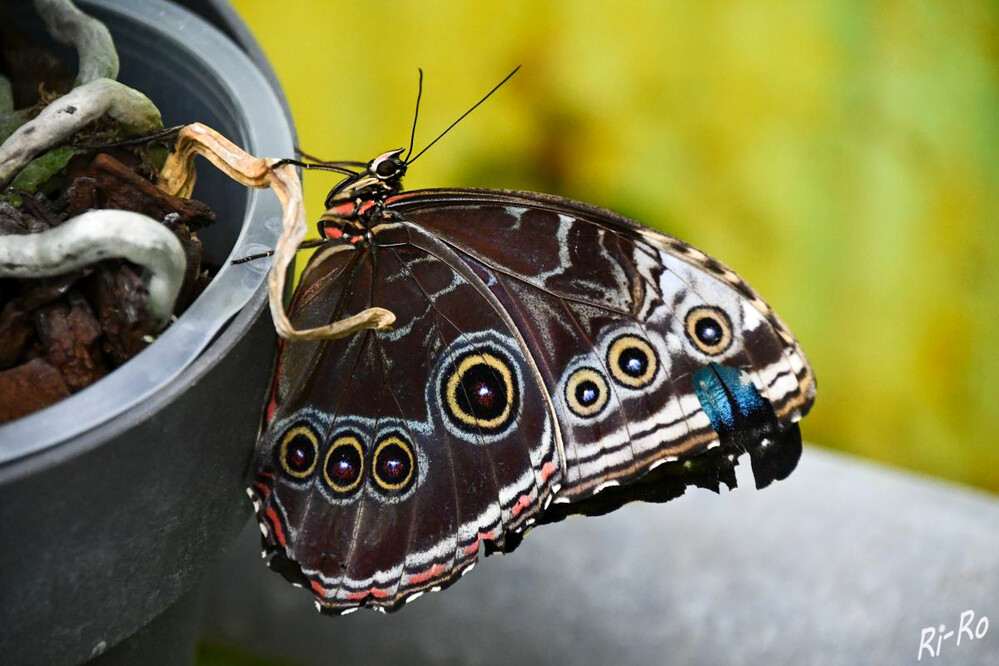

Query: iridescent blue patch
[693,363,768,434]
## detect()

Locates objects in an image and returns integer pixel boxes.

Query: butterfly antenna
[403,69,424,162]
[406,65,521,165]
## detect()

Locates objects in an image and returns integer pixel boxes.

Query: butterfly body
[249,175,815,614]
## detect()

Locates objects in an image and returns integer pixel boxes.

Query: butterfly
[246,69,816,615]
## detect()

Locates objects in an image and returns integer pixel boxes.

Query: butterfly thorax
[317,148,408,243]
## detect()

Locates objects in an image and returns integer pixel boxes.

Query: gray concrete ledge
[200,446,999,665]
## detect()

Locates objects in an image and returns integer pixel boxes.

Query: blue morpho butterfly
[246,68,816,615]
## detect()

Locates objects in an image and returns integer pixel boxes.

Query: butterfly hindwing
[252,226,562,613]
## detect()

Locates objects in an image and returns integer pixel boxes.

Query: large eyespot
[372,434,416,493]
[607,335,658,388]
[441,349,518,433]
[684,306,733,356]
[323,433,365,494]
[278,424,319,479]
[565,367,610,417]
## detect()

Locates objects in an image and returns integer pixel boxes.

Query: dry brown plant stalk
[157,122,395,341]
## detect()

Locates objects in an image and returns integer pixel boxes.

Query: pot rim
[0,0,293,467]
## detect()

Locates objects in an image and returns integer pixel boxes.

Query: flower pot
[0,1,294,663]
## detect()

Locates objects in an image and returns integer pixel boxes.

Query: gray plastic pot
[0,1,293,664]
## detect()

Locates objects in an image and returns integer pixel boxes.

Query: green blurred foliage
[233,0,998,493]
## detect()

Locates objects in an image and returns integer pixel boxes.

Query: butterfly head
[326,148,407,205]
[319,67,521,214]
[368,148,408,183]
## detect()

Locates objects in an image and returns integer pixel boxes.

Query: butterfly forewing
[389,190,813,495]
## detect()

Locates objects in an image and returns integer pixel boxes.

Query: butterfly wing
[250,188,815,613]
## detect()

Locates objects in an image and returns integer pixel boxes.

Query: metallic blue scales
[693,363,770,435]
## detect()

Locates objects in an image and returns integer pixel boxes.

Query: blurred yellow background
[233,0,998,493]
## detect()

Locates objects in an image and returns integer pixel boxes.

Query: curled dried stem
[158,122,395,340]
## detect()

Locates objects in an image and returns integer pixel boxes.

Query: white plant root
[0,78,161,187]
[158,122,396,341]
[33,0,119,85]
[0,210,186,328]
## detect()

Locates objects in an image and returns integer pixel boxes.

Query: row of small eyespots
[565,312,736,421]
[278,425,416,495]
[563,335,661,419]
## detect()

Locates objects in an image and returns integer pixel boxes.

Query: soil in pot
[0,20,227,424]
